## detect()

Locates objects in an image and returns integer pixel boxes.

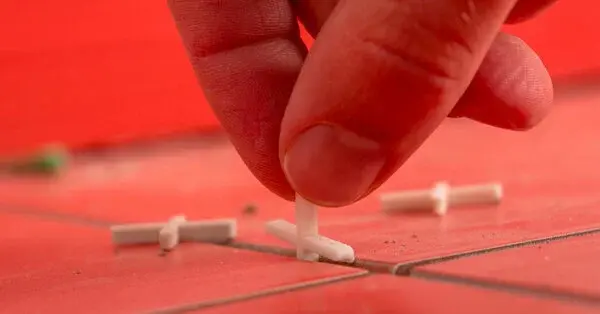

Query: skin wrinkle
[170,0,296,58]
[279,0,523,206]
[450,33,552,130]
[168,0,555,205]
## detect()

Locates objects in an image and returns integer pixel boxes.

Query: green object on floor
[6,146,70,175]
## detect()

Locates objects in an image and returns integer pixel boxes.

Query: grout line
[148,271,371,314]
[0,204,395,274]
[4,202,600,279]
[3,204,600,311]
[411,271,600,306]
[5,202,600,305]
[223,241,296,258]
[0,204,115,227]
[0,204,404,275]
[391,227,600,275]
[221,241,396,274]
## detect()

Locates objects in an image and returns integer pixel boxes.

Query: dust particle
[242,203,258,215]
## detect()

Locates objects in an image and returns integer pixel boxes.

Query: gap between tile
[411,271,600,306]
[391,227,600,275]
[4,202,600,308]
[0,203,115,227]
[223,241,396,274]
[149,271,370,314]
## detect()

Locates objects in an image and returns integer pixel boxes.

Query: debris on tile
[242,203,258,216]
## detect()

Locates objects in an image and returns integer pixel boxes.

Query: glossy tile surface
[1,97,600,266]
[0,213,362,314]
[2,93,600,312]
[415,232,600,298]
[192,275,599,314]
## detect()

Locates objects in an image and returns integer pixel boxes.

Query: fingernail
[283,124,385,207]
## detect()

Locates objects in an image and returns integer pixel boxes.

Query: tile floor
[2,93,600,312]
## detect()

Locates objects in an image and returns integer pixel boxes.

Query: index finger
[168,0,305,200]
[280,0,520,206]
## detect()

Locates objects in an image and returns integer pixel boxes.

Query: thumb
[280,0,519,207]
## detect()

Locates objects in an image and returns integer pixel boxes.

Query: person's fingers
[168,0,303,200]
[506,0,557,24]
[449,32,553,130]
[295,0,554,133]
[291,0,339,36]
[296,0,553,132]
[280,0,520,207]
[294,0,558,37]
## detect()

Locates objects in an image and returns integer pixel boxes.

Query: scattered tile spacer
[110,217,237,250]
[158,215,187,251]
[380,182,503,216]
[266,220,355,263]
[265,194,356,263]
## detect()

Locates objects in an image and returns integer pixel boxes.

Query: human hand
[168,0,555,207]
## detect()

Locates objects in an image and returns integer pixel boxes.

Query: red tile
[1,96,600,265]
[190,275,599,314]
[0,212,112,277]
[241,190,600,263]
[0,141,370,233]
[414,232,600,298]
[237,96,600,262]
[0,213,363,314]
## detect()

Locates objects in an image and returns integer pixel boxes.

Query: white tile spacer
[380,182,503,215]
[432,182,450,216]
[448,183,502,207]
[380,188,438,213]
[295,194,319,261]
[110,217,237,246]
[111,222,167,245]
[158,215,187,251]
[179,219,237,244]
[265,219,355,263]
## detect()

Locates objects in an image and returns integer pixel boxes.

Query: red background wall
[1,0,598,155]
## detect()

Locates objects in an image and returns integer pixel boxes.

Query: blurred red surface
[195,275,599,314]
[1,0,598,155]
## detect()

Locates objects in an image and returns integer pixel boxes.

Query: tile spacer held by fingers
[295,195,319,261]
[380,182,503,216]
[265,220,355,263]
[265,194,356,263]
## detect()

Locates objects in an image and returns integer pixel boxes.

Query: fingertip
[282,124,386,207]
[452,33,553,131]
[280,0,523,206]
